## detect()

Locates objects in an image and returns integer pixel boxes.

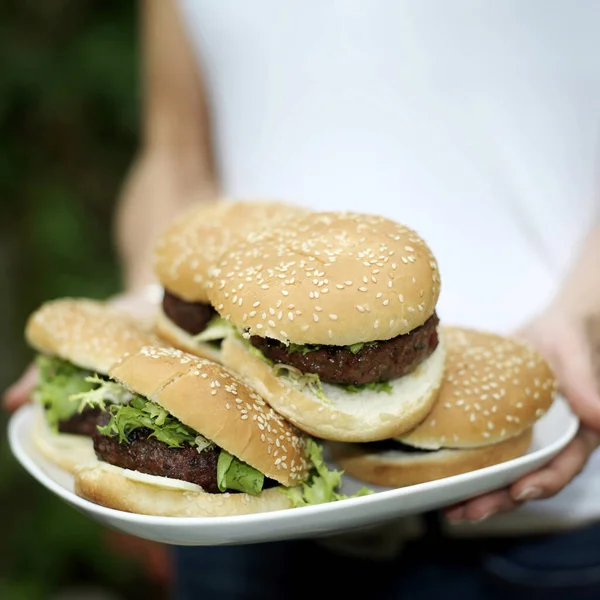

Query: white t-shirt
[178,0,600,532]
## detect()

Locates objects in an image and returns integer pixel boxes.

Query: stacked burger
[22,199,557,520]
[205,210,556,486]
[24,200,367,518]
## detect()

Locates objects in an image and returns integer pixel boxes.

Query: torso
[178,0,600,527]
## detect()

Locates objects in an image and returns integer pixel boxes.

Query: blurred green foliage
[0,2,167,598]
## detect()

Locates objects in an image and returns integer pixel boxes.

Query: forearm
[113,0,218,297]
[553,222,600,317]
[114,147,217,295]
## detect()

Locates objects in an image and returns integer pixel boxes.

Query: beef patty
[360,439,437,454]
[58,407,103,437]
[162,290,216,335]
[92,422,278,493]
[250,312,439,386]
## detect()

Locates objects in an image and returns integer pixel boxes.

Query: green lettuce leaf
[343,381,393,394]
[192,316,235,344]
[70,375,137,412]
[98,395,212,449]
[34,354,98,431]
[280,438,373,507]
[286,343,322,355]
[217,450,264,495]
[347,341,377,354]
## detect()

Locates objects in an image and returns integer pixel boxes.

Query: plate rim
[8,398,579,528]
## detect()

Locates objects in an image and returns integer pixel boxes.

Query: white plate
[8,397,578,546]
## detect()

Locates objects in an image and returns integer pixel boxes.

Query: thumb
[2,363,38,413]
[553,328,600,431]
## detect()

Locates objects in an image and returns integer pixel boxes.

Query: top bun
[209,211,441,346]
[397,327,557,449]
[153,199,309,303]
[109,346,311,487]
[26,298,162,375]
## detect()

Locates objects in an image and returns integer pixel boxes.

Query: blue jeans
[172,522,600,599]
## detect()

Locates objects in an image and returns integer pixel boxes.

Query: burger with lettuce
[74,346,369,516]
[209,212,446,442]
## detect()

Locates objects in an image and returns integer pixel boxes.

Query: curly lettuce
[192,316,235,344]
[287,341,376,355]
[88,391,266,496]
[70,375,136,412]
[235,332,392,400]
[95,395,206,449]
[34,355,99,431]
[281,439,372,507]
[345,381,393,394]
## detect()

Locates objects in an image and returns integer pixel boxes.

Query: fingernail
[516,487,542,501]
[469,510,496,523]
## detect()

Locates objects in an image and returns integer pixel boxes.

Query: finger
[511,429,600,501]
[445,489,516,523]
[444,504,466,522]
[2,364,38,412]
[553,329,600,430]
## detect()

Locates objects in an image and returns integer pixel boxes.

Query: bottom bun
[220,333,445,442]
[31,405,98,474]
[330,428,533,487]
[154,308,223,363]
[74,462,296,517]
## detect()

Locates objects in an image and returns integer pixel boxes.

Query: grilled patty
[93,425,222,492]
[162,289,216,335]
[58,407,103,437]
[92,422,278,493]
[250,312,439,386]
[361,439,437,454]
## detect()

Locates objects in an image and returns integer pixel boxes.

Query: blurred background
[1,2,170,598]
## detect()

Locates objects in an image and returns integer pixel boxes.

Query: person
[5,0,600,597]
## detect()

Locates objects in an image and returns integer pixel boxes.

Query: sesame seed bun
[153,305,222,363]
[208,211,441,346]
[74,462,296,517]
[220,332,446,442]
[397,327,557,449]
[30,404,98,474]
[329,327,555,487]
[25,298,163,375]
[329,428,533,488]
[153,199,309,304]
[108,346,311,487]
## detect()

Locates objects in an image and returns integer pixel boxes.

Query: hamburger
[153,199,308,362]
[209,211,446,442]
[25,298,161,473]
[329,327,557,486]
[74,346,368,516]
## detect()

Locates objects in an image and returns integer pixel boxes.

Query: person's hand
[444,305,600,523]
[2,363,38,413]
